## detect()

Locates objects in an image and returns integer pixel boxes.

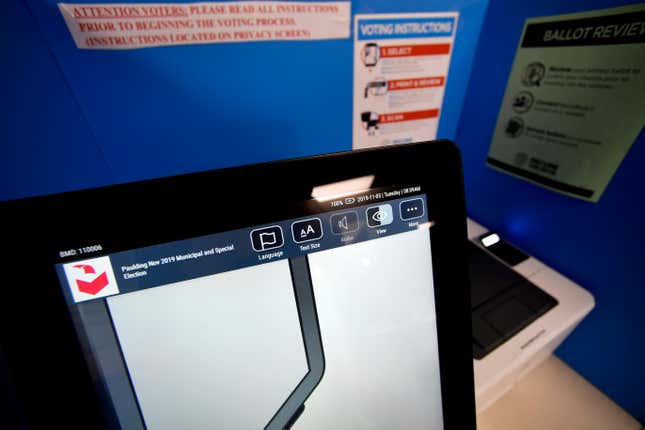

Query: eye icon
[366,204,393,228]
[372,211,386,222]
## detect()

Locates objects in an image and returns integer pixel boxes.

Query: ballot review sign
[487,5,645,202]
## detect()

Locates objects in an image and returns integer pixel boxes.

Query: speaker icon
[331,211,359,235]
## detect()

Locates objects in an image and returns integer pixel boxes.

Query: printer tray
[469,242,558,359]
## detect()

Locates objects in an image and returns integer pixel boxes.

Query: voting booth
[2,0,644,427]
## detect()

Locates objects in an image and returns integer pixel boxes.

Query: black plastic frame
[1,140,475,429]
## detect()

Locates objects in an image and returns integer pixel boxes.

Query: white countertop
[477,355,640,430]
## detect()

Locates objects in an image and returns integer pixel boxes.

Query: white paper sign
[487,5,645,202]
[353,12,458,149]
[58,2,350,49]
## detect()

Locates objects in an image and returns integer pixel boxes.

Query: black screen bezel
[1,140,475,429]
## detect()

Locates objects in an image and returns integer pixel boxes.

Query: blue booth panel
[457,0,644,421]
[3,0,488,201]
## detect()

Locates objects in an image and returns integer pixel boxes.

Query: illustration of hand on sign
[505,117,525,138]
[361,43,380,67]
[361,111,380,136]
[521,62,546,87]
[364,77,388,98]
[512,91,534,113]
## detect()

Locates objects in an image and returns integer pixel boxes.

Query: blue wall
[456,0,644,421]
[2,0,116,199]
[4,0,488,200]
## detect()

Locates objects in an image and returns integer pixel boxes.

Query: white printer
[467,218,595,413]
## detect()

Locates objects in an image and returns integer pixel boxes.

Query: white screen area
[106,260,308,430]
[106,229,443,429]
[294,229,444,430]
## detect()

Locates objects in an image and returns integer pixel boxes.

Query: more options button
[400,198,425,220]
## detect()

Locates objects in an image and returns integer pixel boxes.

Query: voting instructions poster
[353,13,458,149]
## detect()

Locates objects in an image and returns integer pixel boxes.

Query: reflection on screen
[295,230,443,429]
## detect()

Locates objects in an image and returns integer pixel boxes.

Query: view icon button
[366,204,393,228]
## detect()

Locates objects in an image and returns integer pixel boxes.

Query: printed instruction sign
[58,2,350,49]
[353,12,458,149]
[487,5,645,202]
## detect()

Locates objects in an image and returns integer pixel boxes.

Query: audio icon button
[330,211,359,235]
